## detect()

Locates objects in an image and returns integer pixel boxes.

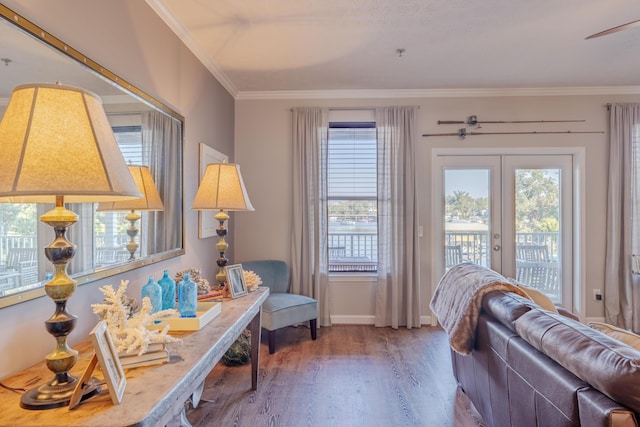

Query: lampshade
[192,163,254,211]
[96,165,164,211]
[0,83,141,203]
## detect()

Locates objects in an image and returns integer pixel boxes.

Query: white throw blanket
[430,263,529,355]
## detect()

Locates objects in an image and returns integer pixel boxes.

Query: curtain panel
[142,110,182,256]
[290,107,331,327]
[374,106,421,329]
[605,103,640,331]
[62,203,94,275]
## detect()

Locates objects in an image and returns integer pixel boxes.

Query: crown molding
[235,86,640,100]
[145,0,238,98]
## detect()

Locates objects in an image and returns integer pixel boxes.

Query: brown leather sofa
[450,290,640,427]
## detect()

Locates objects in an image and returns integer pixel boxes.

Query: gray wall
[0,0,234,378]
[233,94,640,324]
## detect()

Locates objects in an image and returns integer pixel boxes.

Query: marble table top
[0,287,269,426]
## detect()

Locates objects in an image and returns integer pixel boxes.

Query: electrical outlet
[593,289,603,301]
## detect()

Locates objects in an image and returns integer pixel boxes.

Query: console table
[0,287,269,426]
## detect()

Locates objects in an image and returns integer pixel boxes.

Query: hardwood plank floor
[188,325,485,427]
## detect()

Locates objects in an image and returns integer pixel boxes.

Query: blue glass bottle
[141,275,162,314]
[158,269,176,310]
[178,272,197,318]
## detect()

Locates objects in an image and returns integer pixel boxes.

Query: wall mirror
[0,4,184,308]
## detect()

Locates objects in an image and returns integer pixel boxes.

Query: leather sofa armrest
[578,388,639,427]
[515,309,640,414]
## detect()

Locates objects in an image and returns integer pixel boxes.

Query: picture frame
[226,264,248,299]
[198,143,228,239]
[90,320,127,404]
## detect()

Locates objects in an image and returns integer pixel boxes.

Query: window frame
[327,121,378,273]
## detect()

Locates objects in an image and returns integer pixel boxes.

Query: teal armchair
[241,260,318,354]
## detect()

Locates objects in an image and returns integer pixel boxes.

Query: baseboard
[330,315,375,325]
[421,315,433,325]
[330,315,433,325]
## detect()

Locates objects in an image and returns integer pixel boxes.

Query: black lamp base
[20,377,101,410]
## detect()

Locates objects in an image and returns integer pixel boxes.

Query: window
[112,125,143,165]
[327,122,377,272]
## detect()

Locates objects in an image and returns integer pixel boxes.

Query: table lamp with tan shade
[97,165,164,260]
[0,83,141,409]
[192,163,254,289]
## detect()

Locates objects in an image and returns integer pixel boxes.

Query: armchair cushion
[263,293,318,331]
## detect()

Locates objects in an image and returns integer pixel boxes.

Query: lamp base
[20,376,101,410]
[22,198,101,410]
[215,209,229,288]
[125,210,140,260]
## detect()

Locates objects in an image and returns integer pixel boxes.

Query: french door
[433,154,573,307]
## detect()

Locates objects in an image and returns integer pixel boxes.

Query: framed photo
[90,320,126,404]
[226,264,248,299]
[198,143,228,239]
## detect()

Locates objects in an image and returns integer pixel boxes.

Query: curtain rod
[289,107,373,112]
[423,128,604,140]
[290,106,420,111]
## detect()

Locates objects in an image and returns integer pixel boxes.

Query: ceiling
[147,0,640,99]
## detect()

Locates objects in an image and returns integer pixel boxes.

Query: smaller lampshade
[0,83,140,203]
[192,163,254,211]
[96,165,164,212]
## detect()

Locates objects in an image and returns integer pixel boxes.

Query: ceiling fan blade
[586,18,640,39]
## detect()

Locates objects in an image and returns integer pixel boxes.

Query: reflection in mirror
[0,5,184,307]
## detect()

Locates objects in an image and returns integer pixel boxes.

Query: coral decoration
[243,270,262,292]
[92,280,181,356]
[175,268,211,294]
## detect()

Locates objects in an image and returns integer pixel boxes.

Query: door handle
[493,245,501,251]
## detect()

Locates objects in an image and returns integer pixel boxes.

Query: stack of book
[118,343,169,369]
[197,288,224,302]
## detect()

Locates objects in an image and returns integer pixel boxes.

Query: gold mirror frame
[0,4,185,308]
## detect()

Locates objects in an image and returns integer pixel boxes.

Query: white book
[119,348,169,368]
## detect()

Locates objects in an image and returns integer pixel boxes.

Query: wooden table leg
[248,308,261,390]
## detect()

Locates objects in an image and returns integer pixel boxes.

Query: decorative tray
[150,301,222,331]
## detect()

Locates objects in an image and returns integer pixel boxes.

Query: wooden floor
[188,325,485,427]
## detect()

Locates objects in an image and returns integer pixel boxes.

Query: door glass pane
[514,168,561,302]
[444,169,491,269]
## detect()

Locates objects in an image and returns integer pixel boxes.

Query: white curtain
[67,203,95,275]
[374,106,421,329]
[142,110,183,255]
[290,107,331,326]
[605,103,640,331]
